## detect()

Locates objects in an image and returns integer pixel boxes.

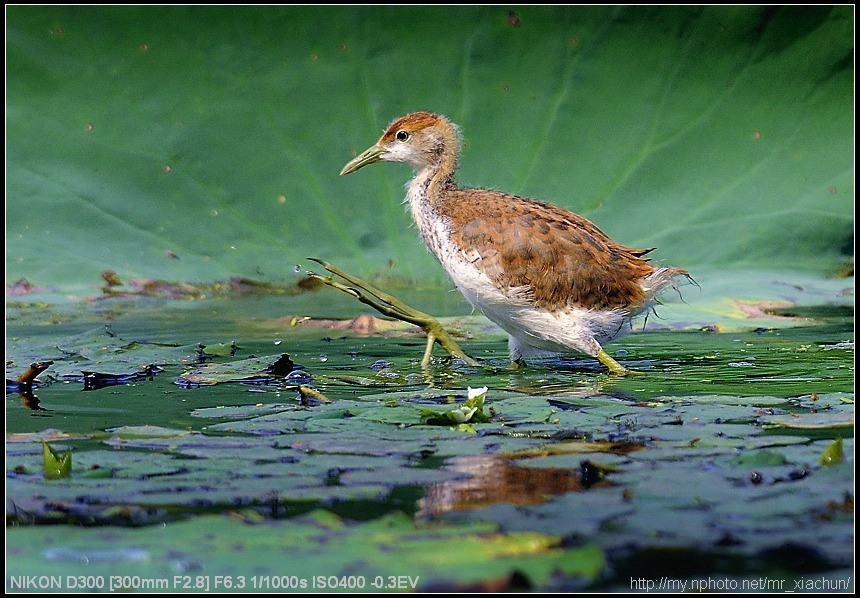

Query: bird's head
[340,111,458,176]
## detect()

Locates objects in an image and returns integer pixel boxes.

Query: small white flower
[450,406,478,423]
[467,386,488,401]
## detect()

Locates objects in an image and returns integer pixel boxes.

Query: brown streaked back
[439,186,656,311]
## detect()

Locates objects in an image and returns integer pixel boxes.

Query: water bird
[340,112,689,374]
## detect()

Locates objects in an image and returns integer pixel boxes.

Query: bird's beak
[340,144,387,176]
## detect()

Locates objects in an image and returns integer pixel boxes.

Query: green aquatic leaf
[41,441,72,479]
[105,425,191,438]
[420,386,491,426]
[5,6,852,293]
[818,437,844,467]
[758,412,854,430]
[5,325,201,382]
[6,510,604,588]
[176,353,296,386]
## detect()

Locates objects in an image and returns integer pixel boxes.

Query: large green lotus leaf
[5,6,853,293]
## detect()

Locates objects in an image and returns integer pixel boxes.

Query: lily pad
[758,412,855,429]
[6,511,605,590]
[176,354,297,387]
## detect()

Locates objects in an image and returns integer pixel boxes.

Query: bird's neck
[406,137,459,259]
[408,121,458,201]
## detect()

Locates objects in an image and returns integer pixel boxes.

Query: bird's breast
[406,174,507,310]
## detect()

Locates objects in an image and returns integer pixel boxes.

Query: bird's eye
[395,130,410,142]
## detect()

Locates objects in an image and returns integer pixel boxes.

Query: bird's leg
[421,332,436,369]
[581,336,629,376]
[507,358,526,371]
[597,348,629,376]
[507,336,528,369]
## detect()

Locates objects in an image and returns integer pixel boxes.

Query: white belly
[445,250,633,357]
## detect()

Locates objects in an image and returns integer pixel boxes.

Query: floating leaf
[758,413,855,430]
[4,287,855,587]
[7,429,90,444]
[105,425,191,438]
[176,354,297,387]
[200,341,238,357]
[7,510,605,588]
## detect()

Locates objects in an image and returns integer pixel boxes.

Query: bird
[340,111,689,375]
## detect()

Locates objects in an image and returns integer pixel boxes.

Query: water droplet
[286,369,312,384]
[85,123,94,132]
[274,339,282,346]
[294,265,302,273]
[370,359,392,371]
[163,164,172,173]
[615,349,628,358]
[318,354,328,362]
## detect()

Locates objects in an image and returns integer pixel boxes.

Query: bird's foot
[307,258,480,368]
[508,358,527,371]
[597,349,631,376]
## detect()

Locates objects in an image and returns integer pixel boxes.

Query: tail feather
[642,267,693,300]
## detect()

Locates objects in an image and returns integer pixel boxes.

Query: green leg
[508,358,526,370]
[597,349,629,376]
[421,333,436,369]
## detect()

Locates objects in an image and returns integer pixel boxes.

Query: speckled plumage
[340,111,688,372]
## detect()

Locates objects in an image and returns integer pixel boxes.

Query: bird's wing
[444,190,655,311]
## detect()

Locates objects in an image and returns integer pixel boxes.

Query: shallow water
[5,295,854,590]
[7,300,852,436]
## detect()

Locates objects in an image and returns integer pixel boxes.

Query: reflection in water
[17,386,48,412]
[9,361,53,413]
[417,454,613,519]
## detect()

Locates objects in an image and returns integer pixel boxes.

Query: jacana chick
[340,112,688,374]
